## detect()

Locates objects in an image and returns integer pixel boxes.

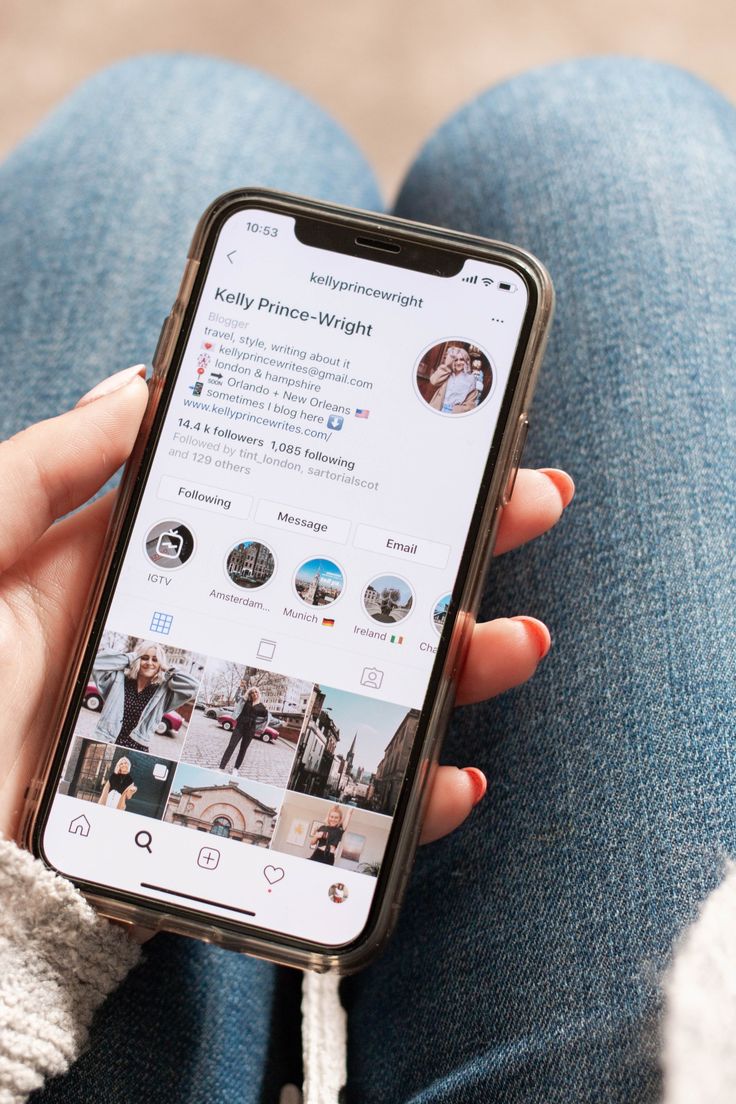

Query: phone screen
[40,206,530,949]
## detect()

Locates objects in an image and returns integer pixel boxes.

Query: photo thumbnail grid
[59,631,421,875]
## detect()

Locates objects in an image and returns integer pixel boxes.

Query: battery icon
[498,281,518,293]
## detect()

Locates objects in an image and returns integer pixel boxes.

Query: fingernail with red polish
[462,767,487,806]
[511,615,551,659]
[538,467,575,508]
[76,364,146,407]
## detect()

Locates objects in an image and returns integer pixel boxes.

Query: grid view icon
[149,611,174,635]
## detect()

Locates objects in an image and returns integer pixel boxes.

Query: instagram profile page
[42,209,529,946]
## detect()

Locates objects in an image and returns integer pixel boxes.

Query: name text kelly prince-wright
[213,289,374,337]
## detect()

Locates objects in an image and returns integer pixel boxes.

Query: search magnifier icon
[135,830,153,853]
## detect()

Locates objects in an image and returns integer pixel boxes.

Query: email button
[353,524,450,569]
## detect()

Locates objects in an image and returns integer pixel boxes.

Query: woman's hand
[0,363,574,849]
[0,365,149,839]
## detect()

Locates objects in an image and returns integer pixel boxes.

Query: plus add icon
[197,846,220,870]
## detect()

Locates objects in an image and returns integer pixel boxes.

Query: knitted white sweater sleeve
[0,839,141,1104]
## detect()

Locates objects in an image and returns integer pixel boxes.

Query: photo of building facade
[373,709,421,816]
[225,540,275,588]
[289,685,343,798]
[286,685,418,815]
[165,766,281,846]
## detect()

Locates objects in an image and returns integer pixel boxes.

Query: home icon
[68,814,91,837]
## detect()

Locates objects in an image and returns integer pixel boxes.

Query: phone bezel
[24,189,553,973]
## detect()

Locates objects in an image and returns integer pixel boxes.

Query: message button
[353,524,450,569]
[255,500,350,544]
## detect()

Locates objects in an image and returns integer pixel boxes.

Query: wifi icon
[482,277,494,287]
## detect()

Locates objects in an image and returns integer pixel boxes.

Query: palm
[0,491,115,837]
[0,372,149,839]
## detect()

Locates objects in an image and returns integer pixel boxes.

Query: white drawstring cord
[301,971,347,1104]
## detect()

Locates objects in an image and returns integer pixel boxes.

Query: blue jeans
[2,54,734,1104]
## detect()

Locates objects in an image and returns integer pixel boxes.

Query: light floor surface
[2,0,734,196]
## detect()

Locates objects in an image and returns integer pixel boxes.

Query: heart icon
[264,865,285,885]
[203,342,213,349]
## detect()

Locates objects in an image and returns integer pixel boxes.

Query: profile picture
[74,630,205,759]
[328,883,349,904]
[415,340,493,415]
[362,574,414,624]
[225,540,276,589]
[294,558,345,607]
[432,594,451,634]
[144,519,195,568]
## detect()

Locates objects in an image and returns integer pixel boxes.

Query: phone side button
[502,415,529,505]
[152,315,172,375]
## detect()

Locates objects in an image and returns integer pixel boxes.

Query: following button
[158,476,252,519]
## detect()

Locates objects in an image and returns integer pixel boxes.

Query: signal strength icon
[461,274,495,287]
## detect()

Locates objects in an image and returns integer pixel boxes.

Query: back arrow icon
[226,250,237,264]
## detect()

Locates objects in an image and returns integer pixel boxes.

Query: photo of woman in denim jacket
[91,640,201,752]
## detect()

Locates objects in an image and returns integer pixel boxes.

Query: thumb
[0,366,148,574]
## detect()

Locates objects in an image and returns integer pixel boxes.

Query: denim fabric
[0,54,382,438]
[2,52,733,1104]
[344,57,736,1104]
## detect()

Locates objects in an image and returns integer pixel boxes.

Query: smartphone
[23,189,553,972]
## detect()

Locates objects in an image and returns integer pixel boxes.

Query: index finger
[493,467,575,556]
